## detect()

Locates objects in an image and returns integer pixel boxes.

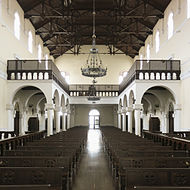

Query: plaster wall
[73,104,116,127]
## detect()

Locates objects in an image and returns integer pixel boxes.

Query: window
[168,12,174,40]
[187,0,190,18]
[14,12,20,40]
[28,31,33,53]
[140,54,143,69]
[146,44,150,62]
[45,54,48,69]
[155,30,160,53]
[38,44,42,62]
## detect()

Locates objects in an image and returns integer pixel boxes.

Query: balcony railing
[69,84,119,97]
[119,60,181,93]
[7,60,69,93]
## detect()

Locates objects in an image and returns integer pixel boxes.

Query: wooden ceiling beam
[24,0,43,13]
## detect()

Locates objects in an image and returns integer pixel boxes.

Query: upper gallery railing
[7,60,69,93]
[69,84,119,97]
[119,60,181,93]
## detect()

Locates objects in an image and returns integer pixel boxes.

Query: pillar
[127,107,133,133]
[39,110,46,131]
[117,111,121,129]
[19,113,25,135]
[45,104,54,136]
[6,104,14,131]
[162,113,169,133]
[67,111,71,129]
[62,107,67,131]
[55,106,61,133]
[174,104,181,131]
[122,109,127,132]
[133,104,143,136]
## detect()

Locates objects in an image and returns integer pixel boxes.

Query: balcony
[69,84,119,97]
[119,60,181,93]
[7,60,69,93]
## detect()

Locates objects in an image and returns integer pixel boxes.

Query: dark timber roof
[17,0,171,59]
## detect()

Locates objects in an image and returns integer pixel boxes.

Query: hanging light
[81,0,107,78]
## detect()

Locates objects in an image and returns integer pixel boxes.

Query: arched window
[28,31,33,53]
[45,54,48,69]
[14,12,20,40]
[38,44,42,63]
[187,0,190,18]
[140,54,143,69]
[155,30,160,53]
[168,12,174,40]
[146,44,150,61]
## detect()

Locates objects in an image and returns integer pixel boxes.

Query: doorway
[89,109,100,129]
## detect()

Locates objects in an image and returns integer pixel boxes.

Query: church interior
[1,0,190,189]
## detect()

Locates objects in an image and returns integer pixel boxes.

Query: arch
[61,94,66,107]
[129,90,135,107]
[89,109,100,129]
[89,109,100,116]
[14,12,20,40]
[123,94,127,108]
[11,85,48,104]
[139,85,177,104]
[53,89,60,106]
[168,11,174,40]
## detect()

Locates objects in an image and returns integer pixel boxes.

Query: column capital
[121,107,127,114]
[126,107,133,112]
[133,104,143,110]
[55,106,62,112]
[6,104,14,111]
[45,103,54,110]
[174,104,181,111]
[117,110,122,114]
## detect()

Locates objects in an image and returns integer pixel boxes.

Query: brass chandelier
[81,0,107,78]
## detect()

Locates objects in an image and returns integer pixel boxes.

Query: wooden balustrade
[0,130,46,156]
[143,130,190,151]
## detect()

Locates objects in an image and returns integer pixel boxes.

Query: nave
[1,126,190,189]
[72,129,115,190]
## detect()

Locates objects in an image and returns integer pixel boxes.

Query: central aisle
[72,129,115,190]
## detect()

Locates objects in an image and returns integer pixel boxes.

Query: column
[127,107,133,133]
[117,111,121,129]
[6,104,14,131]
[62,107,67,131]
[122,109,127,132]
[19,113,25,135]
[39,110,46,131]
[55,106,61,133]
[174,104,181,131]
[162,113,169,133]
[67,110,71,129]
[133,104,143,136]
[45,103,54,136]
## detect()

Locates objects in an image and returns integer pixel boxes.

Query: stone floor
[72,129,115,190]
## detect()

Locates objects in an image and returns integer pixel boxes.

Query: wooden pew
[0,167,66,190]
[121,168,190,190]
[0,184,57,190]
[133,186,190,190]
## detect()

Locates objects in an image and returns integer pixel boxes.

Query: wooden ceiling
[17,0,171,59]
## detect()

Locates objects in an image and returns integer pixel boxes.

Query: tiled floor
[72,129,115,190]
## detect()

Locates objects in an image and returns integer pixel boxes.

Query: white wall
[135,0,190,131]
[0,0,52,129]
[55,45,133,84]
[73,104,116,127]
